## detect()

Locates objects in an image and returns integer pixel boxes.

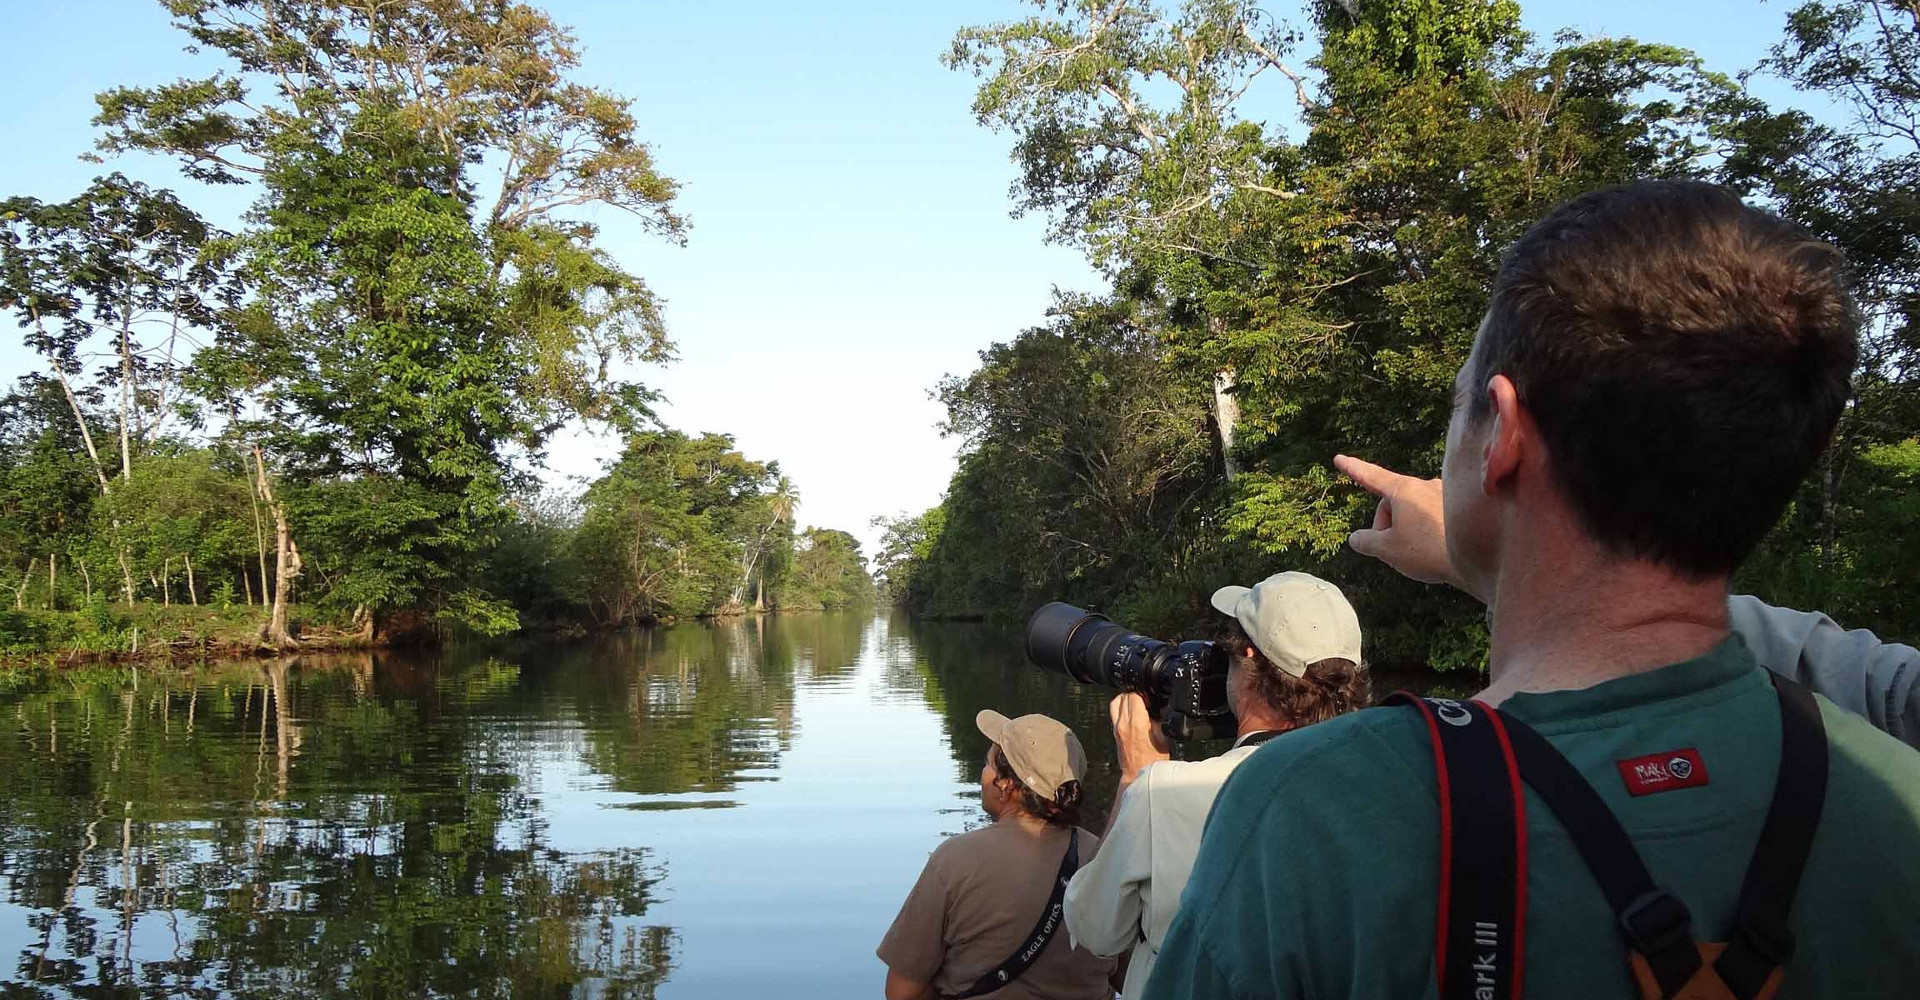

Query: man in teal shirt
[1144,181,1920,1000]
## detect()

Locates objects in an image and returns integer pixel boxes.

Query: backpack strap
[1385,692,1529,1000]
[1496,673,1830,1000]
[1496,711,1705,996]
[1712,673,1828,998]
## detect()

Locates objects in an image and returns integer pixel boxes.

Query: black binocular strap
[944,829,1080,1000]
[1404,673,1829,1000]
[1386,692,1529,1000]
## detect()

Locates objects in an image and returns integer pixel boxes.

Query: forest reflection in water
[0,611,1446,999]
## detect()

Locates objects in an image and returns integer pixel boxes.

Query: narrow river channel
[0,611,1448,998]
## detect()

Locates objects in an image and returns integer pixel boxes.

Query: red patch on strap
[1617,748,1710,796]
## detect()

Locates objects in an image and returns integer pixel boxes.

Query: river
[0,611,1451,999]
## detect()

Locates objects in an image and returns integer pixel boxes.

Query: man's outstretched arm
[1333,454,1920,749]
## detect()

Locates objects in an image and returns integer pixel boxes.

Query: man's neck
[1477,548,1730,707]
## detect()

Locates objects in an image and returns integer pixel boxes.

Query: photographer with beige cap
[1062,571,1369,999]
[878,710,1115,1000]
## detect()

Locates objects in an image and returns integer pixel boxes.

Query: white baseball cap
[1209,572,1363,677]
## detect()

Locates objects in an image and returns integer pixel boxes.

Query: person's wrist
[1119,750,1167,784]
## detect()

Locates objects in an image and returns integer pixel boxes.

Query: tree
[94,447,255,607]
[872,507,947,604]
[1715,0,1920,629]
[730,476,798,612]
[0,378,105,608]
[481,490,588,626]
[949,0,1315,474]
[890,295,1219,626]
[571,431,784,625]
[0,174,227,603]
[93,0,686,642]
[946,0,1772,662]
[776,528,875,610]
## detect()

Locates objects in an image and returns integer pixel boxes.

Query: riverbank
[0,602,882,667]
[0,604,373,666]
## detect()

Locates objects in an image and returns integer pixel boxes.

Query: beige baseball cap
[1210,571,1363,678]
[975,710,1087,799]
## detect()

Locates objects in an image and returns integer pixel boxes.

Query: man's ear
[1481,373,1527,494]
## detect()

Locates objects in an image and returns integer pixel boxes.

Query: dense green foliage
[505,431,871,627]
[0,387,873,650]
[0,0,871,651]
[892,0,1920,666]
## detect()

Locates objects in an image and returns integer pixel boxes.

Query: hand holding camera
[1109,692,1172,785]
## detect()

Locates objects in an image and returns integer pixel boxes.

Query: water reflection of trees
[543,623,797,798]
[761,613,869,686]
[545,614,868,801]
[0,655,675,999]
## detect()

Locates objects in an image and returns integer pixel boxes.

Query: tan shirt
[878,815,1115,999]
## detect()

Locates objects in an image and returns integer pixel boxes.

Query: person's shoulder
[1139,751,1242,789]
[1197,705,1438,859]
[927,823,999,866]
[1169,707,1443,952]
[1224,703,1434,800]
[1819,695,1920,807]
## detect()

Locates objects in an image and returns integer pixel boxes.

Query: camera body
[1024,602,1238,741]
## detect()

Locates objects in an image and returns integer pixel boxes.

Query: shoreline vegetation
[0,599,876,668]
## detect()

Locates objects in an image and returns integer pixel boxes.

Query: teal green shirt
[1142,637,1920,1000]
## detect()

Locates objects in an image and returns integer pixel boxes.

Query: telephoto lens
[1024,602,1173,694]
[1023,602,1238,741]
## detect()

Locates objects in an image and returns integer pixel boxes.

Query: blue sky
[0,0,1829,555]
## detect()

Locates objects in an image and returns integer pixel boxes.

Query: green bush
[0,610,53,649]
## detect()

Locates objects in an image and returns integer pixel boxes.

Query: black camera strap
[1383,692,1529,1000]
[943,829,1081,1000]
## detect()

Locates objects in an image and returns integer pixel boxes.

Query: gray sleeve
[1727,594,1920,748]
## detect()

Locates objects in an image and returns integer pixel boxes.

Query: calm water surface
[0,611,1450,999]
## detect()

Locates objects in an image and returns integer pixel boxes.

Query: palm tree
[730,476,797,612]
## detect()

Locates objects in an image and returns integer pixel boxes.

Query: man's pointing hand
[1333,454,1478,599]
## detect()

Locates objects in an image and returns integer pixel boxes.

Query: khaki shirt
[878,815,1114,999]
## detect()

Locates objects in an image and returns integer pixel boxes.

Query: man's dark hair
[1469,180,1859,577]
[991,745,1084,828]
[1221,622,1370,726]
